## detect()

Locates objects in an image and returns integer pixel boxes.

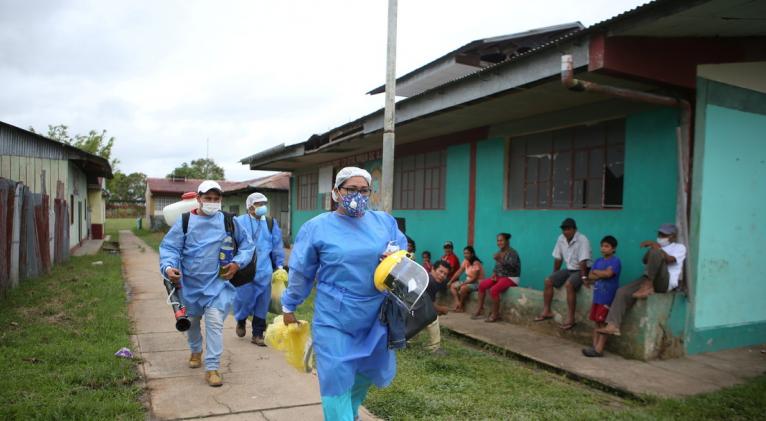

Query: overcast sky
[0,0,647,181]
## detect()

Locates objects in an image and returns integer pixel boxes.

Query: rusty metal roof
[0,120,113,178]
[146,172,290,196]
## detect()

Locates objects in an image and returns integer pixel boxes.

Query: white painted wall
[698,62,766,94]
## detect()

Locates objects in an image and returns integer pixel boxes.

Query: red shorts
[478,276,518,300]
[589,304,610,323]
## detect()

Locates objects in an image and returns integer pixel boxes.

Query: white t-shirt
[552,231,592,270]
[662,242,687,290]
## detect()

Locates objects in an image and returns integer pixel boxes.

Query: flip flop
[534,315,554,322]
[484,317,500,323]
[560,322,577,331]
[470,314,485,320]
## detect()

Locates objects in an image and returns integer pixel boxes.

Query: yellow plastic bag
[269,269,288,314]
[264,315,312,372]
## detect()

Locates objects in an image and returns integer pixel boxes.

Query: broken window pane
[509,118,624,210]
[605,144,625,207]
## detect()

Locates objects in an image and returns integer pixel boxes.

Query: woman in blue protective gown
[281,167,407,421]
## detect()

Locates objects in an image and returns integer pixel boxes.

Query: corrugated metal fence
[0,177,68,297]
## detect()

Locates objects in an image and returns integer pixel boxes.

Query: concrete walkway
[71,238,104,256]
[440,312,766,398]
[119,230,378,421]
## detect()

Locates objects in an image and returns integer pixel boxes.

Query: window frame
[509,119,625,210]
[296,172,318,210]
[393,149,447,210]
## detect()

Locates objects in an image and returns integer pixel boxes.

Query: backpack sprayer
[163,277,191,332]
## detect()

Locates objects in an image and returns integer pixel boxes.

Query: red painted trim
[91,224,104,240]
[590,36,766,90]
[467,141,477,246]
[588,32,606,71]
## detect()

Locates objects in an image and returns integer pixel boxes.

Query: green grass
[628,376,766,421]
[363,331,766,420]
[0,252,144,420]
[104,217,136,237]
[104,221,766,420]
[366,332,625,420]
[105,217,165,251]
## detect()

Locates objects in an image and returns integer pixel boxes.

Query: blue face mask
[340,191,369,217]
[255,205,268,217]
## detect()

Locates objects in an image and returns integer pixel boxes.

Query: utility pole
[381,0,397,213]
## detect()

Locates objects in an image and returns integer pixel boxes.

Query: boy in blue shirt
[582,235,621,358]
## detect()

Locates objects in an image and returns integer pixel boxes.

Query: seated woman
[471,233,521,323]
[447,246,485,312]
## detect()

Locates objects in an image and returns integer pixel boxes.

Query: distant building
[145,172,291,238]
[0,120,113,247]
[240,0,766,358]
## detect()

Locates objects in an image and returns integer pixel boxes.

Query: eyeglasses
[339,186,372,196]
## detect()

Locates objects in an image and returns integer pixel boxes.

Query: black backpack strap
[182,212,190,234]
[222,212,239,253]
[266,216,274,233]
[223,212,235,235]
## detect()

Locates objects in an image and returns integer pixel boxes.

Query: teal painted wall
[289,174,325,242]
[286,146,471,260]
[474,108,680,290]
[693,103,766,328]
[686,77,766,355]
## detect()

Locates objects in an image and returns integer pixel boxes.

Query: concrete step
[438,311,766,399]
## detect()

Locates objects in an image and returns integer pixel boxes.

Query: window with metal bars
[153,195,178,212]
[393,150,446,210]
[297,172,318,210]
[507,119,625,209]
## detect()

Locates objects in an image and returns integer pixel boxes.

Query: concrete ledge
[438,312,766,398]
[437,286,684,360]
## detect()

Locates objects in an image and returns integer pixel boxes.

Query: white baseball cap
[197,180,223,194]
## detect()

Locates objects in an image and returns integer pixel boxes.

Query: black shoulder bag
[181,212,256,287]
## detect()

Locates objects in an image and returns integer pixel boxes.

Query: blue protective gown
[282,210,407,398]
[159,211,255,316]
[233,215,285,322]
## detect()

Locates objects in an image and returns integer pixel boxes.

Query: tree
[31,124,119,169]
[107,171,147,202]
[167,158,225,180]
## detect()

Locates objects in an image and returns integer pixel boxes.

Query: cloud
[0,0,648,182]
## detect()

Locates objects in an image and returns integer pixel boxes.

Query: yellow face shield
[374,250,429,311]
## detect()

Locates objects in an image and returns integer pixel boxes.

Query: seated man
[534,218,591,330]
[421,259,451,356]
[597,223,687,337]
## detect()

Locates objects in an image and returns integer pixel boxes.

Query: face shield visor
[374,250,429,311]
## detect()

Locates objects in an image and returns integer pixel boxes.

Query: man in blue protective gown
[281,167,407,421]
[233,192,285,346]
[159,180,255,387]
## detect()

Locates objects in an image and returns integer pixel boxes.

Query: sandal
[582,347,603,358]
[484,316,500,323]
[560,322,577,331]
[534,314,554,322]
[470,313,485,320]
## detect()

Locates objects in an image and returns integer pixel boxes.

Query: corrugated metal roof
[0,120,113,178]
[146,172,290,196]
[240,0,732,169]
[367,21,585,95]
